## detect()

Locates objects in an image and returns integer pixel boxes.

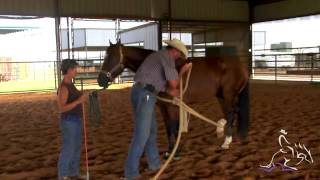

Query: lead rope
[82,102,90,180]
[81,45,123,180]
[153,63,226,180]
[88,91,101,127]
[82,89,104,180]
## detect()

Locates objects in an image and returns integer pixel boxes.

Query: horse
[97,40,250,153]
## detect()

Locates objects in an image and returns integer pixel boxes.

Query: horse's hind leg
[236,83,250,141]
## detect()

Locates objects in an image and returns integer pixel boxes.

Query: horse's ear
[117,39,121,45]
[109,40,113,46]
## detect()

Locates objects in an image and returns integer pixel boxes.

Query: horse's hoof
[163,151,181,161]
[221,136,232,149]
[221,144,229,149]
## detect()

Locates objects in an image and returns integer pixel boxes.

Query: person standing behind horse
[124,39,190,179]
[57,59,87,180]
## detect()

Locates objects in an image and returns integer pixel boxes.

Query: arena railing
[0,58,135,93]
[253,46,320,83]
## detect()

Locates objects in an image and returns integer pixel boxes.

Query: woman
[57,59,87,180]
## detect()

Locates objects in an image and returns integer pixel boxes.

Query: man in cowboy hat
[124,39,190,179]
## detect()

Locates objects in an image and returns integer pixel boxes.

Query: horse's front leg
[159,104,173,150]
[160,104,181,159]
[219,95,238,149]
[221,111,236,149]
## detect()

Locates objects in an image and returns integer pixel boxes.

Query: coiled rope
[152,63,226,180]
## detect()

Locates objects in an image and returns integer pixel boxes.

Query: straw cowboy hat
[163,39,188,59]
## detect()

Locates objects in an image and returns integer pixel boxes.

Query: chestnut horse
[97,41,250,153]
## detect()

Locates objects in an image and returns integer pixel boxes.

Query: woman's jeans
[58,114,82,179]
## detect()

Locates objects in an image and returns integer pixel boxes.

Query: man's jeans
[58,115,82,179]
[124,84,161,179]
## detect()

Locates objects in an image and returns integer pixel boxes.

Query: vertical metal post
[118,19,121,83]
[248,0,254,77]
[114,20,117,41]
[311,54,314,82]
[99,51,101,69]
[55,0,62,86]
[168,21,172,40]
[118,19,121,40]
[158,21,163,50]
[204,30,207,56]
[115,19,120,40]
[191,34,194,57]
[54,61,57,89]
[249,25,253,77]
[275,55,277,83]
[71,18,75,59]
[67,17,71,59]
[168,0,172,40]
[84,29,88,62]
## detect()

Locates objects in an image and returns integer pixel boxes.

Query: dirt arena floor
[0,81,319,180]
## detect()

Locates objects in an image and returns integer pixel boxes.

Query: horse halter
[100,46,125,81]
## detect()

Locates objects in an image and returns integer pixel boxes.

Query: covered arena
[0,0,320,180]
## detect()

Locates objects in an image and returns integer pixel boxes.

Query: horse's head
[98,40,126,89]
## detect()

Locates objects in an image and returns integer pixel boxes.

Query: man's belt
[135,82,158,94]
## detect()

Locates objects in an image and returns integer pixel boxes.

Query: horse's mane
[125,46,155,57]
[124,46,191,72]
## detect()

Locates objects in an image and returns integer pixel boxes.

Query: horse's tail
[237,82,250,140]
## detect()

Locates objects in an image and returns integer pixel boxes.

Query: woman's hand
[78,92,88,104]
[58,87,88,113]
